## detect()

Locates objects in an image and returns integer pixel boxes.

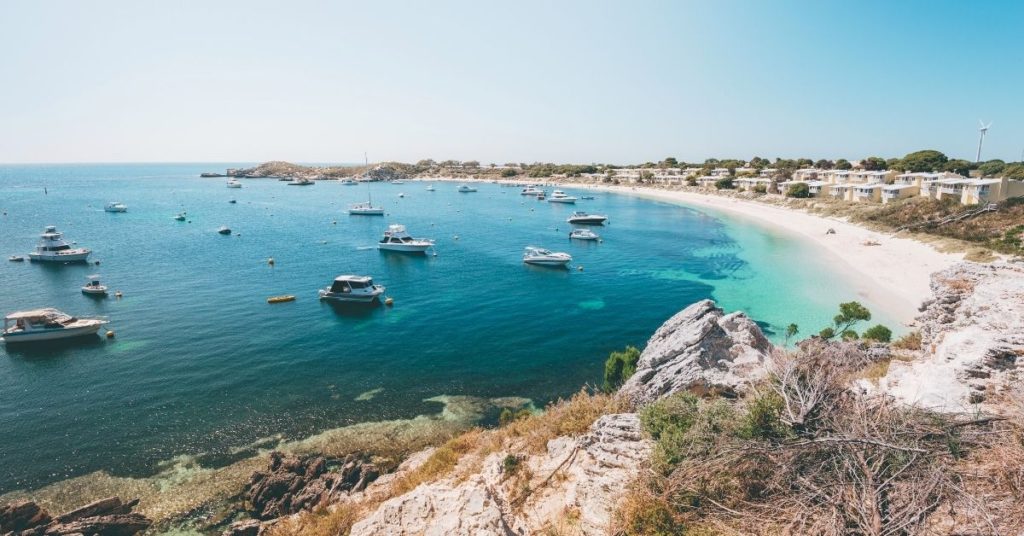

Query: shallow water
[0,164,894,493]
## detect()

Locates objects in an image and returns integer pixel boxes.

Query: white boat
[341,179,358,185]
[349,201,385,216]
[520,186,543,196]
[378,224,434,253]
[566,211,608,225]
[173,213,186,221]
[2,308,107,343]
[569,229,600,241]
[318,275,386,303]
[27,226,91,263]
[426,184,436,191]
[218,226,232,235]
[457,184,477,193]
[104,202,128,212]
[523,246,572,267]
[548,190,577,204]
[389,180,406,185]
[227,179,242,188]
[82,275,108,296]
[9,255,25,262]
[288,178,314,186]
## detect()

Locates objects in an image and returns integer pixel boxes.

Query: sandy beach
[428,178,964,325]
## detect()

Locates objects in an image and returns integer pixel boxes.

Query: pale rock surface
[349,413,651,536]
[880,262,1024,412]
[620,299,774,405]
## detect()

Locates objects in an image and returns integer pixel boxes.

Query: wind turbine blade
[979,119,985,128]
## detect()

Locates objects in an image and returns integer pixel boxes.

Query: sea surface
[0,164,895,494]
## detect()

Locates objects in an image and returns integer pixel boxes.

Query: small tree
[862,324,893,342]
[638,170,654,183]
[714,177,735,190]
[784,323,799,345]
[786,183,811,198]
[500,168,518,178]
[820,302,871,340]
[604,346,641,392]
[834,159,853,170]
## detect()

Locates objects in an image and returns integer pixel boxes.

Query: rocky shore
[0,496,151,536]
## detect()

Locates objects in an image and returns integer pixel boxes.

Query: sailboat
[348,186,384,215]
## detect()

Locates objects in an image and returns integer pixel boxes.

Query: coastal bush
[713,177,734,190]
[499,407,532,426]
[752,184,767,194]
[501,454,521,476]
[891,330,922,350]
[500,168,518,177]
[785,182,810,198]
[862,324,893,342]
[603,346,641,392]
[819,301,871,340]
[614,341,1015,535]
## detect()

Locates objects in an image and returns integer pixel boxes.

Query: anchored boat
[27,226,91,263]
[318,275,386,303]
[2,308,107,344]
[523,246,572,267]
[378,224,434,253]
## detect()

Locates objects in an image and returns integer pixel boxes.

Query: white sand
[579,185,963,325]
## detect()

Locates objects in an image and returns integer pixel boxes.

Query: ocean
[0,163,894,494]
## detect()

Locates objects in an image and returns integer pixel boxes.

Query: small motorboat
[349,201,385,216]
[580,196,596,200]
[548,190,577,204]
[288,178,314,186]
[523,246,572,267]
[426,184,436,191]
[218,226,232,235]
[173,213,186,221]
[267,295,296,304]
[567,211,608,225]
[27,226,91,263]
[457,184,477,193]
[81,275,108,296]
[378,224,434,253]
[2,308,108,344]
[227,179,243,188]
[569,229,600,241]
[536,191,546,200]
[8,255,25,262]
[229,199,237,204]
[341,179,358,186]
[389,180,406,185]
[520,186,542,196]
[318,275,386,303]
[104,202,128,212]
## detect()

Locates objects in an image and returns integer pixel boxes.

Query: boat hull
[2,323,103,343]
[319,290,384,303]
[524,259,571,266]
[567,218,606,225]
[378,243,431,253]
[349,210,385,216]
[28,251,91,263]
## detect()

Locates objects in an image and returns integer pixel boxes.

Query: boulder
[0,497,149,536]
[620,299,773,406]
[244,452,378,520]
[0,501,51,533]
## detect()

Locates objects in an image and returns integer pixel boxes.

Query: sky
[1,0,1023,165]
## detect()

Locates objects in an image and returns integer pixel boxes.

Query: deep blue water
[0,164,890,493]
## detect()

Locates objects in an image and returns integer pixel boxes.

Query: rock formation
[880,261,1024,412]
[349,413,652,536]
[620,299,774,405]
[0,496,150,536]
[244,452,378,520]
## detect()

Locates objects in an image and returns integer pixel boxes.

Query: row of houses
[690,167,1022,206]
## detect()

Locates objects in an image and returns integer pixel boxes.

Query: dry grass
[388,428,482,496]
[491,389,629,453]
[858,359,891,384]
[891,331,923,351]
[938,276,977,294]
[265,502,360,536]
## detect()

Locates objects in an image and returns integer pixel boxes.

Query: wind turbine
[976,120,992,163]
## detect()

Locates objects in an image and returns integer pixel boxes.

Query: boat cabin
[329,276,375,294]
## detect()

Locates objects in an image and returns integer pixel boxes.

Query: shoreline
[424,177,963,325]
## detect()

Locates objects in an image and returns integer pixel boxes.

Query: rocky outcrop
[0,497,150,536]
[880,261,1024,412]
[243,452,378,520]
[620,299,774,406]
[349,413,652,536]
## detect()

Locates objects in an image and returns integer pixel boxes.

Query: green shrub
[603,346,641,392]
[736,392,791,440]
[499,407,532,426]
[752,184,768,194]
[500,168,518,177]
[862,324,893,342]
[640,392,700,439]
[501,454,521,475]
[714,177,734,190]
[786,182,810,198]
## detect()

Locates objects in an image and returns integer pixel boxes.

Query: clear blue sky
[2,1,1022,164]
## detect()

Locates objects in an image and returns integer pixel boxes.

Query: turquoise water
[0,164,893,493]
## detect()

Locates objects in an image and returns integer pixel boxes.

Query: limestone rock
[620,299,773,406]
[880,262,1024,412]
[244,452,378,520]
[0,497,149,536]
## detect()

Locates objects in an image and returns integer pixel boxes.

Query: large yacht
[566,211,608,225]
[104,202,128,212]
[548,190,577,204]
[318,275,386,303]
[2,308,107,343]
[378,224,434,253]
[27,226,91,263]
[522,247,572,267]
